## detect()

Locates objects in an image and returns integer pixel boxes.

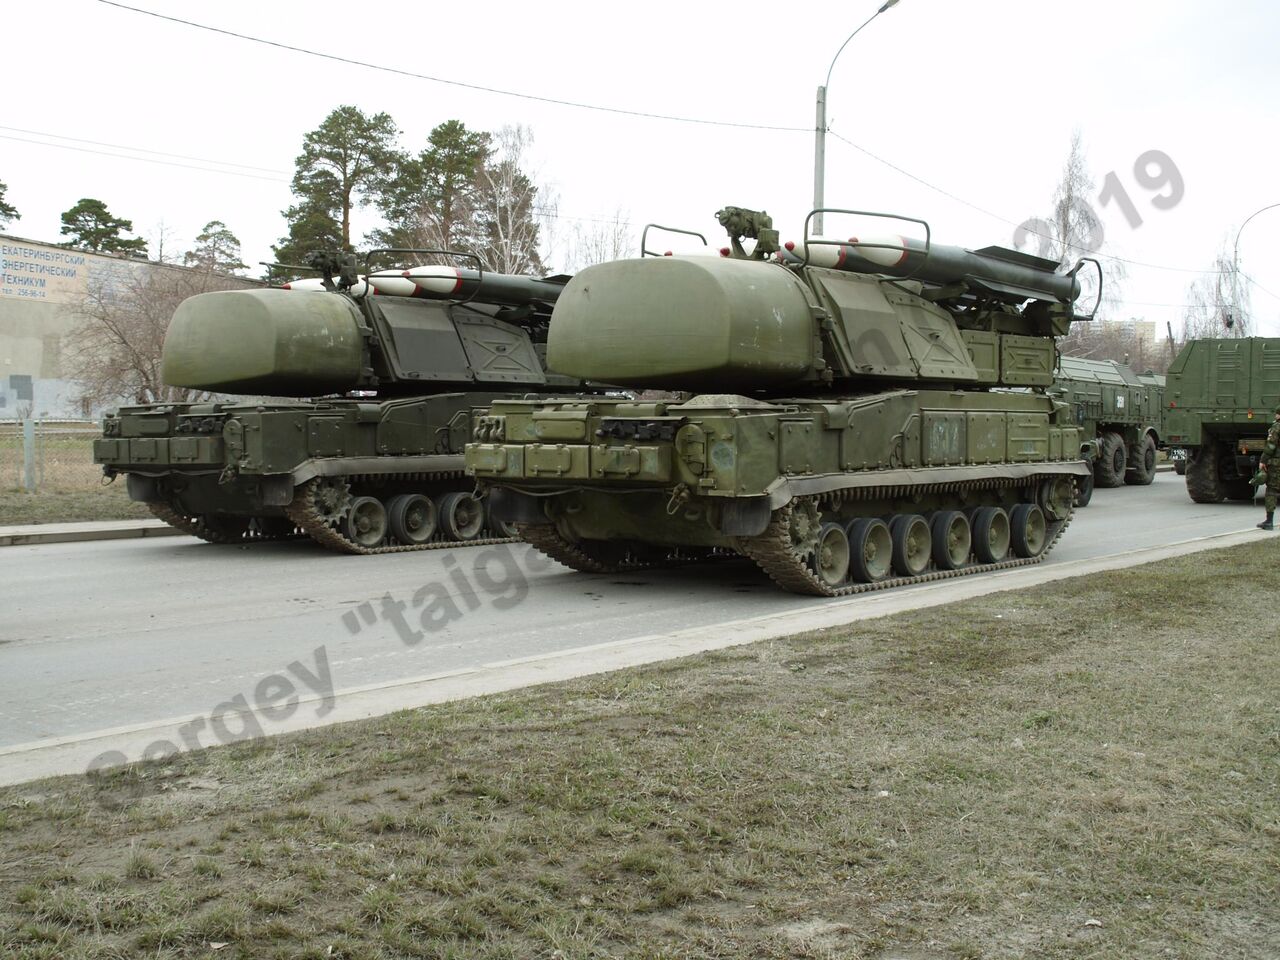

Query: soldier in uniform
[1259,404,1280,530]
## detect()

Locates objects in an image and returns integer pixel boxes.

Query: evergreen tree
[373,120,491,257]
[59,198,148,255]
[0,180,18,229]
[272,197,343,267]
[183,220,247,274]
[284,105,401,251]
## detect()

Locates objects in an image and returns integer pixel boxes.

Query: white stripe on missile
[850,235,911,268]
[781,235,912,270]
[398,265,464,296]
[279,275,420,298]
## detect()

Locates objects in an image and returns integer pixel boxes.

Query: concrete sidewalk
[0,463,1183,548]
[0,519,183,547]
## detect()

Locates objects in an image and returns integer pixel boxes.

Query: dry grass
[0,428,148,525]
[1,541,1276,959]
[0,485,149,525]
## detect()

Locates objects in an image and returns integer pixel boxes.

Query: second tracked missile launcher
[467,207,1095,595]
[95,253,593,553]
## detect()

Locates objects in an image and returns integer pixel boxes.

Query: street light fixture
[1230,202,1280,331]
[813,0,900,236]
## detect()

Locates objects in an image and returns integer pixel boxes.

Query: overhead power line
[0,133,288,183]
[0,125,288,175]
[96,0,808,134]
[828,132,1231,276]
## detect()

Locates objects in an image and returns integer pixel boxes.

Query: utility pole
[812,0,901,236]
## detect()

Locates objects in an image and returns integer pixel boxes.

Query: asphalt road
[0,470,1265,756]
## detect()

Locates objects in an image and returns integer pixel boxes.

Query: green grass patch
[1,541,1277,958]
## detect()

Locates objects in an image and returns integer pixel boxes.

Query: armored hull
[98,394,525,552]
[467,207,1091,595]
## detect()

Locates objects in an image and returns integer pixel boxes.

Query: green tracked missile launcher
[1163,336,1280,503]
[466,207,1095,595]
[94,253,588,553]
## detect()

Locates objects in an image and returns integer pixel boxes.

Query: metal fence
[0,420,104,493]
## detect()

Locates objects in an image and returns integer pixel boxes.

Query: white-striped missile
[779,234,1080,304]
[280,266,568,306]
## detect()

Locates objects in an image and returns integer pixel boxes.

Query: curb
[0,520,183,547]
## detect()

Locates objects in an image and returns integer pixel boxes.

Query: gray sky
[5,0,1280,339]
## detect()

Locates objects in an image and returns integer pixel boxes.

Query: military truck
[467,206,1092,596]
[1163,337,1280,503]
[95,254,588,553]
[1051,356,1165,506]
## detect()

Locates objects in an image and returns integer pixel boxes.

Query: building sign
[0,241,92,304]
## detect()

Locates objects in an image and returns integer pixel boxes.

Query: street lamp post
[813,0,900,236]
[1231,202,1280,332]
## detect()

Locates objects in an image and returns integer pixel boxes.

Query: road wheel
[1125,434,1158,486]
[811,522,851,587]
[888,514,931,577]
[1174,455,1187,476]
[438,492,485,541]
[1010,503,1047,558]
[971,507,1011,564]
[484,498,519,538]
[388,493,438,545]
[342,496,388,548]
[1095,432,1127,488]
[930,510,971,570]
[1186,444,1225,503]
[847,518,892,583]
[1074,471,1095,507]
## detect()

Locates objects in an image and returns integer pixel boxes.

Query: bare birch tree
[558,208,634,272]
[1181,248,1251,339]
[1016,130,1126,325]
[473,125,546,275]
[64,262,253,408]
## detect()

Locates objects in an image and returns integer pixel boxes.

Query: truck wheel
[1174,457,1187,476]
[1185,444,1225,503]
[1095,432,1127,488]
[1125,434,1157,486]
[1074,471,1094,507]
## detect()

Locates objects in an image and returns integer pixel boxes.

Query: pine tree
[372,120,491,258]
[183,220,247,274]
[59,198,148,255]
[0,179,18,229]
[283,106,401,251]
